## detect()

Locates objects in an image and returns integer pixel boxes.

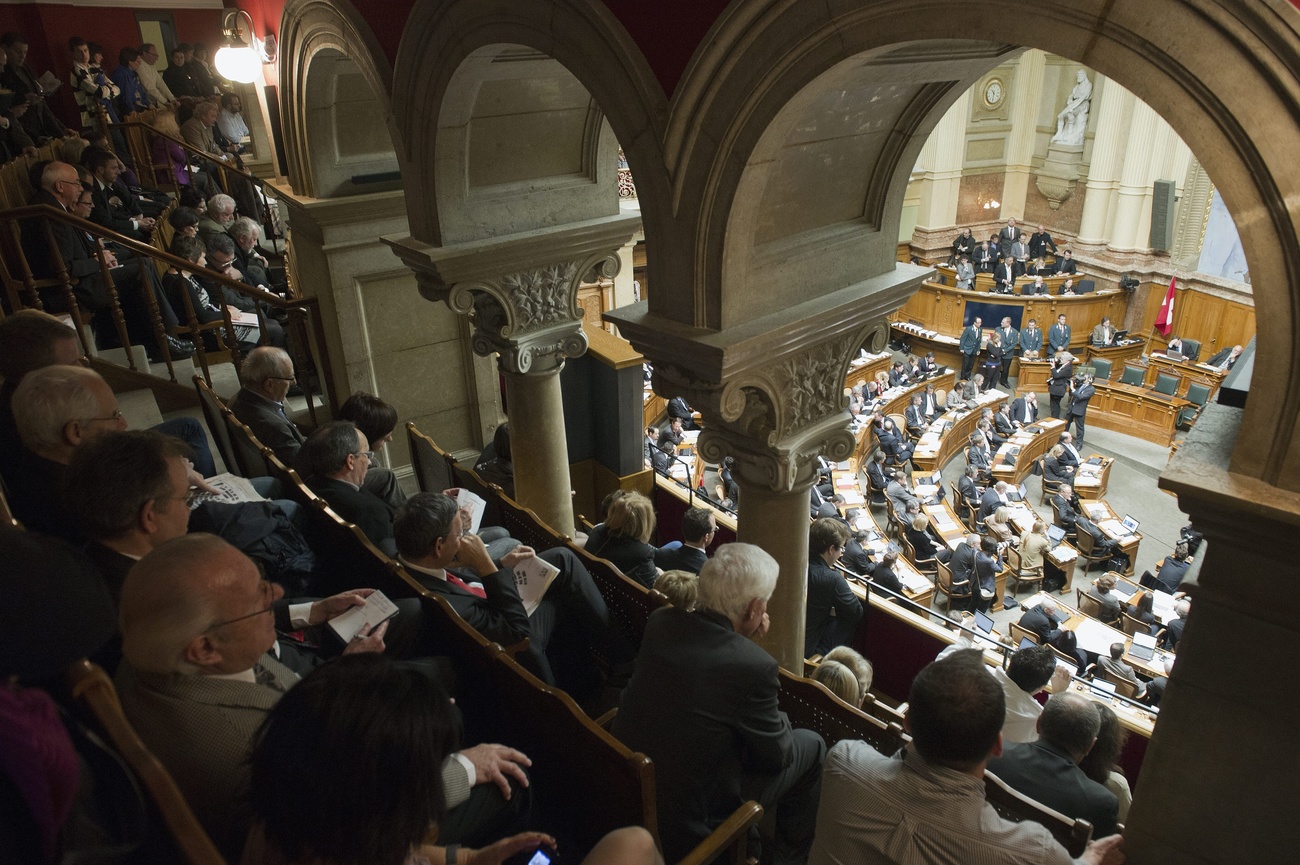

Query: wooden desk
[891,279,1127,359]
[1014,358,1053,396]
[850,510,934,609]
[852,372,957,466]
[891,323,964,371]
[1005,503,1079,594]
[920,500,1009,611]
[1072,455,1113,500]
[1078,499,1141,575]
[1036,589,1173,680]
[991,418,1067,487]
[845,351,892,393]
[1084,379,1191,447]
[931,264,1078,297]
[912,389,1008,473]
[1084,342,1147,379]
[1146,353,1228,400]
[642,389,666,430]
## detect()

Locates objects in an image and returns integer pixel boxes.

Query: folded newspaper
[187,473,266,509]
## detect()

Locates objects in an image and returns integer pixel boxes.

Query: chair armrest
[594,707,618,731]
[675,800,763,865]
[501,637,531,658]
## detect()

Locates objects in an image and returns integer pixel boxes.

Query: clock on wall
[983,78,1004,108]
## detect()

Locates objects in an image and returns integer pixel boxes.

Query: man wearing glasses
[116,534,531,860]
[805,517,864,657]
[299,420,395,550]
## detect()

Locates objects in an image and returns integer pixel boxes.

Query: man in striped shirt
[809,652,1125,865]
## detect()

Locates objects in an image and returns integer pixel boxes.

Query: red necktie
[447,573,487,599]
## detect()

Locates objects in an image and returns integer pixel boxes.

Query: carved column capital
[655,326,878,493]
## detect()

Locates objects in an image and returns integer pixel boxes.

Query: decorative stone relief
[651,328,870,493]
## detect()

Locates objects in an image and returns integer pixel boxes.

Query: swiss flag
[1154,278,1177,336]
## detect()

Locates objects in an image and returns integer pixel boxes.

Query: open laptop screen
[974,611,995,634]
[1121,514,1140,534]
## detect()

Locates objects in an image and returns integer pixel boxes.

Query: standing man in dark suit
[1019,318,1043,359]
[989,692,1119,837]
[804,518,864,655]
[1048,352,1074,418]
[998,217,1021,259]
[614,544,825,865]
[995,258,1016,294]
[395,491,620,691]
[959,316,982,381]
[301,421,394,548]
[1029,225,1057,259]
[1,33,75,142]
[973,241,996,274]
[996,317,1018,387]
[1048,314,1072,354]
[1066,374,1095,444]
[655,507,715,574]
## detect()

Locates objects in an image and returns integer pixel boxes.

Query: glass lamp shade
[215,45,261,84]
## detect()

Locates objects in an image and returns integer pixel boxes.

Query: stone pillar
[1128,403,1300,863]
[1109,98,1160,251]
[385,213,642,537]
[1000,50,1045,215]
[1077,79,1132,244]
[609,265,928,668]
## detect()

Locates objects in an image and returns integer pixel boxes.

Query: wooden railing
[0,203,337,419]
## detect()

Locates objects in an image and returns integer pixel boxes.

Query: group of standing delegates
[951,219,1077,293]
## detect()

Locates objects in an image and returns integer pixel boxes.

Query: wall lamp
[215,8,277,84]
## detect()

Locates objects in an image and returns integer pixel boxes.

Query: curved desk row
[851,372,957,468]
[911,389,1008,474]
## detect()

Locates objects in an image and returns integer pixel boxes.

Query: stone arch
[662,0,1300,490]
[278,0,398,198]
[389,0,668,248]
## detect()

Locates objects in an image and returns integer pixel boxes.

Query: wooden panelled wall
[1135,283,1256,356]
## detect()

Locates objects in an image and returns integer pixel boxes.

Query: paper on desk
[1087,504,1109,520]
[1073,617,1124,656]
[327,591,400,643]
[456,488,487,534]
[901,571,932,593]
[1052,548,1079,563]
[1098,519,1125,537]
[512,554,561,617]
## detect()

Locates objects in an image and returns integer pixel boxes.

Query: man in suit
[973,240,996,274]
[888,360,910,388]
[804,518,864,655]
[1010,391,1039,427]
[21,161,193,362]
[1155,543,1193,592]
[1207,344,1244,371]
[660,415,686,448]
[951,227,974,260]
[919,383,941,421]
[644,425,660,466]
[667,394,699,430]
[948,533,980,611]
[994,258,1016,294]
[0,33,74,142]
[996,317,1018,386]
[229,348,403,507]
[886,469,920,515]
[1018,597,1065,645]
[966,432,993,482]
[1057,431,1083,468]
[989,693,1119,837]
[1055,250,1078,275]
[978,481,1011,523]
[83,146,155,240]
[1098,642,1146,697]
[956,465,982,514]
[808,653,1124,865]
[1048,351,1074,418]
[993,402,1015,440]
[1022,274,1047,296]
[959,316,982,381]
[865,451,889,498]
[395,491,620,690]
[905,394,927,437]
[1029,225,1057,259]
[1090,317,1116,348]
[1019,317,1043,358]
[1163,599,1190,650]
[1051,484,1081,533]
[614,544,825,865]
[998,217,1021,259]
[656,507,715,574]
[302,421,395,549]
[1048,314,1072,354]
[1066,374,1096,443]
[116,534,528,860]
[229,216,275,289]
[1009,237,1029,272]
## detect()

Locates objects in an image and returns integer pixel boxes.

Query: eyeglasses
[354,451,374,461]
[266,376,296,383]
[82,409,125,423]
[206,579,275,631]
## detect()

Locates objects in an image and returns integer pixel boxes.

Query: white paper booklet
[512,555,560,617]
[187,473,265,509]
[327,591,400,643]
[456,488,487,534]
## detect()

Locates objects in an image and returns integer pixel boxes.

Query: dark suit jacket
[1043,456,1073,485]
[1155,556,1191,592]
[84,541,135,604]
[989,740,1118,837]
[228,387,306,464]
[409,562,531,648]
[667,396,693,422]
[1048,361,1074,396]
[654,544,708,575]
[308,476,395,546]
[1051,493,1079,530]
[1010,397,1038,426]
[905,404,926,433]
[88,179,141,237]
[1207,347,1239,369]
[1017,605,1063,644]
[1067,383,1095,417]
[978,489,1005,521]
[957,475,980,509]
[805,556,863,655]
[1163,616,1186,650]
[1056,258,1078,275]
[585,523,658,588]
[613,607,796,863]
[21,189,112,310]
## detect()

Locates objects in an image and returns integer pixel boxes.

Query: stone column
[1077,80,1132,243]
[385,214,642,538]
[1129,403,1300,863]
[610,266,928,668]
[1109,98,1160,251]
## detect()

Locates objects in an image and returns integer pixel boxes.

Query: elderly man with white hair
[228,215,273,288]
[614,543,826,865]
[198,192,237,242]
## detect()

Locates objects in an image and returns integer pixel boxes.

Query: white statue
[1051,69,1093,146]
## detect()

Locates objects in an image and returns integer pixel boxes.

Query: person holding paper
[115,534,531,861]
[395,492,624,695]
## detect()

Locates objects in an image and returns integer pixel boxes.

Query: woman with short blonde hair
[812,660,861,708]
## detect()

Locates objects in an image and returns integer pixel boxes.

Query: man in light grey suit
[229,347,404,507]
[116,534,531,860]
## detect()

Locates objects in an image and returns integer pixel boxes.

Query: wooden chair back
[192,375,239,475]
[406,421,457,494]
[984,769,1093,857]
[1121,611,1149,637]
[220,406,273,480]
[1076,588,1106,620]
[567,542,670,654]
[935,558,970,606]
[1096,667,1140,699]
[1008,622,1040,644]
[777,668,908,756]
[65,659,228,865]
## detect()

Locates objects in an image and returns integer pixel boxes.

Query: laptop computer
[1128,631,1158,661]
[1167,349,1186,362]
[1018,637,1037,651]
[1121,514,1141,534]
[1047,525,1068,549]
[1091,679,1118,696]
[974,610,995,634]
